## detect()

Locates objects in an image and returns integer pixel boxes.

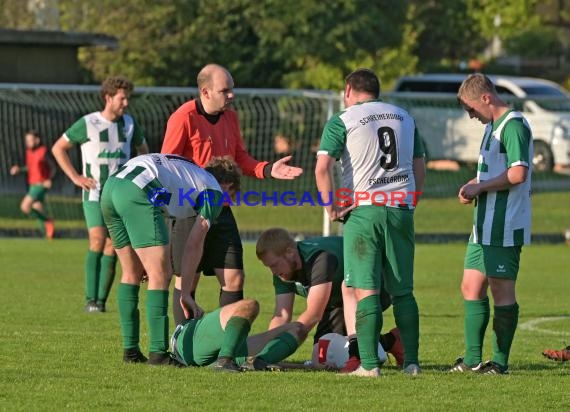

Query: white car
[391,74,570,171]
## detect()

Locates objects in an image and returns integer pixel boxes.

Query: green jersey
[273,236,344,309]
[64,111,145,202]
[472,110,532,246]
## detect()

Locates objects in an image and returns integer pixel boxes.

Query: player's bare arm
[412,157,426,205]
[315,154,354,221]
[460,165,528,200]
[51,136,96,191]
[180,215,210,320]
[297,282,332,333]
[268,293,295,330]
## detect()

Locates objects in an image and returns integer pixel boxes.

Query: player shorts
[168,206,243,277]
[343,205,415,295]
[314,306,346,343]
[464,243,522,280]
[28,184,47,202]
[170,308,248,367]
[100,176,169,249]
[83,200,106,229]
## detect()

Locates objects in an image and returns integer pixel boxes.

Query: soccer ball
[313,333,387,369]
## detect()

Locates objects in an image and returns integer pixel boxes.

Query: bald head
[197,64,235,114]
[197,64,231,89]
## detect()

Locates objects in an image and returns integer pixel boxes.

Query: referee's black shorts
[168,206,244,277]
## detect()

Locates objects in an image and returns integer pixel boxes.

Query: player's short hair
[204,156,241,194]
[100,76,134,101]
[345,68,380,98]
[25,129,41,139]
[256,228,296,259]
[457,73,497,101]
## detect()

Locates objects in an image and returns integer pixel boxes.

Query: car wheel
[533,140,554,172]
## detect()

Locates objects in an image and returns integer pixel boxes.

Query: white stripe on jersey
[472,111,532,246]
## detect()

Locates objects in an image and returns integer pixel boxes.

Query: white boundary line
[519,316,570,336]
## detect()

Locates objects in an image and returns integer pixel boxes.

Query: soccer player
[52,76,148,313]
[254,228,404,371]
[161,63,302,324]
[315,68,426,377]
[170,298,306,372]
[450,73,533,375]
[542,345,570,362]
[9,129,56,239]
[100,154,240,365]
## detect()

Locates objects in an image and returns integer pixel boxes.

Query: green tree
[413,0,486,70]
[56,0,418,89]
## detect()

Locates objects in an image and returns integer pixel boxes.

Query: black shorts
[168,207,243,277]
[313,306,346,343]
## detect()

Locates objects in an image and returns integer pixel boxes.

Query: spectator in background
[161,63,303,325]
[52,76,149,313]
[9,129,56,239]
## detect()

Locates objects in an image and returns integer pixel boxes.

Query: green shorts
[464,243,522,280]
[28,184,47,202]
[83,201,106,229]
[171,308,248,367]
[344,205,415,295]
[100,176,169,249]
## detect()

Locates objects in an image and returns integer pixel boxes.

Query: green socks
[463,297,490,366]
[393,293,420,367]
[118,286,171,355]
[118,283,140,350]
[29,208,48,234]
[146,290,169,354]
[219,316,251,359]
[257,332,299,364]
[85,250,102,302]
[492,302,519,368]
[97,254,117,305]
[356,294,382,370]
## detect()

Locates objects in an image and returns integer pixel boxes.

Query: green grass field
[1,239,569,411]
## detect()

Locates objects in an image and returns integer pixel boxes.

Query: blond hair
[256,228,296,259]
[457,73,497,101]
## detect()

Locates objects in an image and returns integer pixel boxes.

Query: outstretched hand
[271,156,303,180]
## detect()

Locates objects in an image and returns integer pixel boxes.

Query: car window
[396,81,462,93]
[495,86,515,96]
[521,86,570,111]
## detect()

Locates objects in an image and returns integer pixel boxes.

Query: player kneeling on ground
[101,153,238,365]
[254,228,403,372]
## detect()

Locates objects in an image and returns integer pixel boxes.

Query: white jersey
[472,111,533,246]
[318,100,423,208]
[64,111,145,202]
[113,154,222,221]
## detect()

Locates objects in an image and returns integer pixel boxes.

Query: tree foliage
[0,0,567,89]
